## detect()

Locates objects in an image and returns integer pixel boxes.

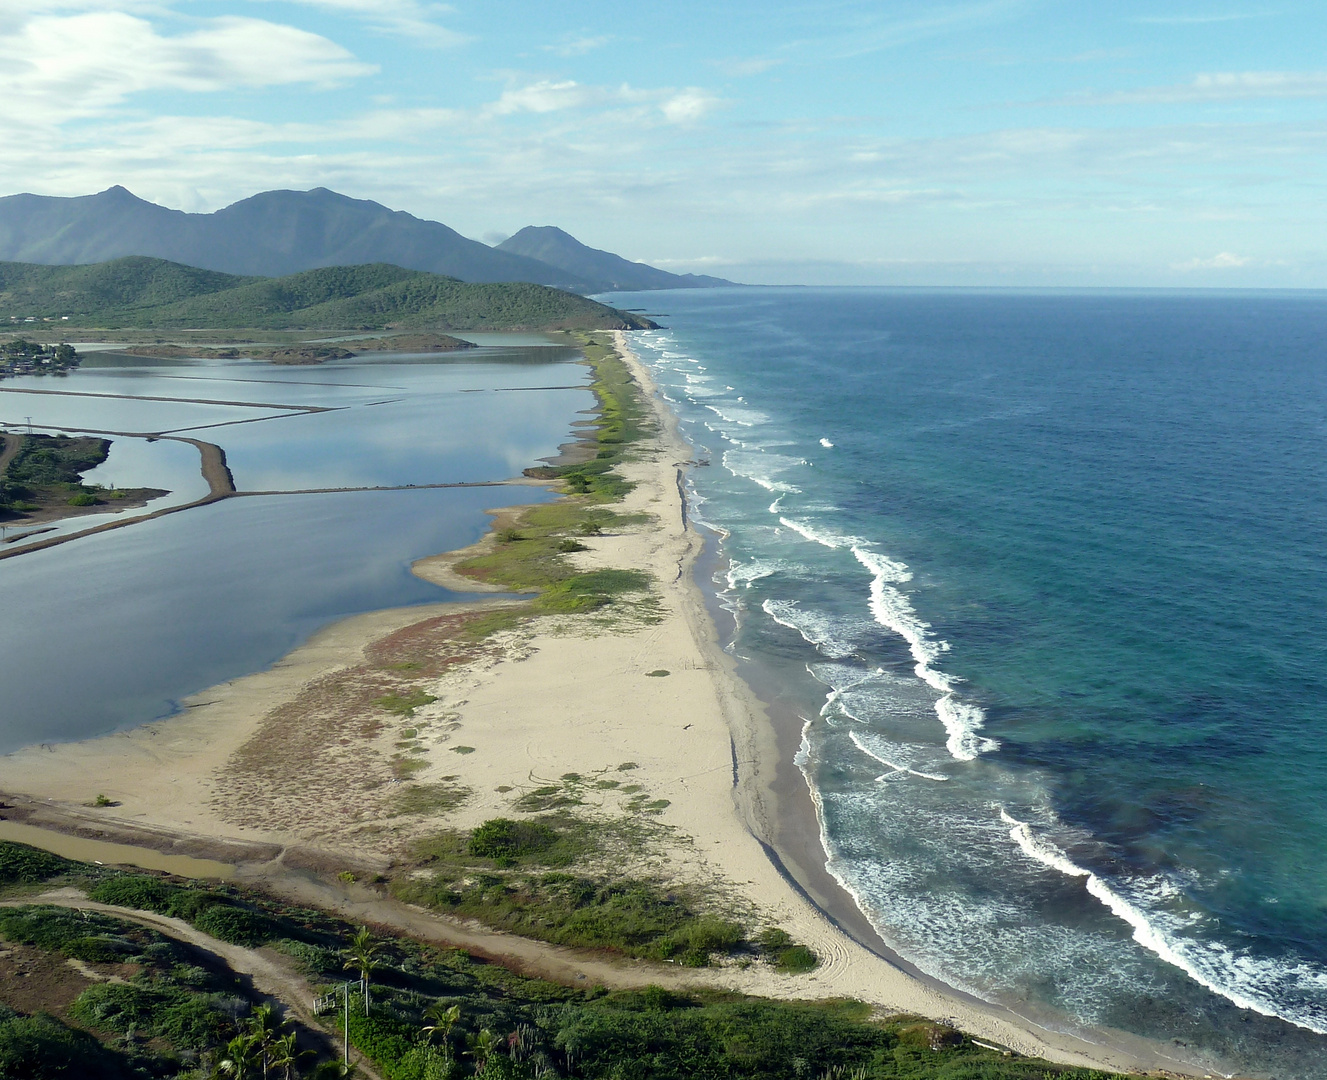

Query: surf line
[777,515,997,762]
[999,808,1327,1035]
[848,731,949,783]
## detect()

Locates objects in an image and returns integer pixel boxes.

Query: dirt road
[1,888,383,1079]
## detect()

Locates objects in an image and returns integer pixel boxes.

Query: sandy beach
[0,332,1207,1077]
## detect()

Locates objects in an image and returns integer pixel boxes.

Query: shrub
[775,945,818,974]
[71,983,230,1050]
[192,902,280,946]
[87,875,176,913]
[0,842,73,886]
[468,819,556,862]
[0,1011,133,1080]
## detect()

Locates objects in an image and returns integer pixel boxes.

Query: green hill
[0,257,656,331]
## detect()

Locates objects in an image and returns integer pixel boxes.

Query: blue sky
[2,0,1325,285]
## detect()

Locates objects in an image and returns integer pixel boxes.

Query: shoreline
[612,334,1218,1077]
[0,330,1207,1076]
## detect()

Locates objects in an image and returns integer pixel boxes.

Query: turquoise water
[617,288,1327,1077]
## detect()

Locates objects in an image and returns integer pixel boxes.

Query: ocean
[612,287,1327,1078]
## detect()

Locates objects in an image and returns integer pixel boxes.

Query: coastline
[0,330,1206,1076]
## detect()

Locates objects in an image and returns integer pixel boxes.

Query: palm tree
[421,1001,461,1049]
[342,925,381,1015]
[215,1033,263,1079]
[268,1031,311,1080]
[467,1028,500,1072]
[244,1003,297,1078]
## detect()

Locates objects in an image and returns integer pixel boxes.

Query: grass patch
[394,778,472,817]
[450,745,476,755]
[455,607,528,643]
[444,335,662,625]
[645,669,670,677]
[375,689,437,717]
[756,927,820,974]
[398,814,740,965]
[392,756,429,778]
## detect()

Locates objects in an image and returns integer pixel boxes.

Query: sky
[1,0,1325,286]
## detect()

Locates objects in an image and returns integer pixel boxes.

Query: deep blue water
[615,288,1327,1078]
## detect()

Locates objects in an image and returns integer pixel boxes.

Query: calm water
[0,345,592,750]
[615,288,1327,1078]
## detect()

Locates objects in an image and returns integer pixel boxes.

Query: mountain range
[0,258,656,332]
[0,187,734,295]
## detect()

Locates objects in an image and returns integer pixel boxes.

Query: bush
[774,944,818,974]
[66,492,97,507]
[468,819,557,863]
[0,907,136,958]
[61,936,132,964]
[70,983,229,1051]
[0,843,73,887]
[87,875,176,913]
[192,902,281,946]
[0,1011,133,1079]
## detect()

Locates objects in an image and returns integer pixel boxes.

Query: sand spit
[0,332,1205,1077]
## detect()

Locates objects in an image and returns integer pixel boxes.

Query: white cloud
[1172,252,1252,270]
[259,0,466,46]
[484,80,719,126]
[660,89,720,124]
[825,0,1032,59]
[1073,70,1327,105]
[487,80,608,116]
[711,56,784,77]
[0,11,375,127]
[543,34,613,57]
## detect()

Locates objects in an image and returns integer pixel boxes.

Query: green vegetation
[0,904,302,1076]
[85,875,284,947]
[0,337,79,380]
[0,841,1114,1080]
[394,779,473,817]
[524,332,655,502]
[0,1008,138,1080]
[0,842,76,886]
[0,257,656,331]
[319,942,1118,1080]
[376,690,438,718]
[0,433,129,516]
[396,814,749,967]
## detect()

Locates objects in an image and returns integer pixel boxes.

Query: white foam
[778,516,867,550]
[852,547,998,761]
[763,599,858,659]
[723,450,805,495]
[726,559,790,589]
[849,731,949,782]
[820,437,835,448]
[705,403,769,427]
[1000,809,1327,1035]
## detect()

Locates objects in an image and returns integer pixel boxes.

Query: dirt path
[245,870,727,996]
[0,432,22,479]
[1,888,383,1079]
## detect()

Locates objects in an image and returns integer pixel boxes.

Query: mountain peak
[498,225,735,292]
